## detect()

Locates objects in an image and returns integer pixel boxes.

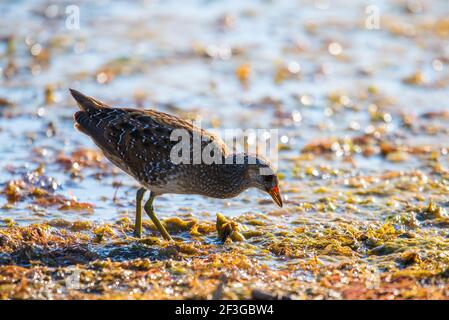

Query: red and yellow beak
[268,185,283,207]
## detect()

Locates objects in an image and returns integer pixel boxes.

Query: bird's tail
[70,89,110,135]
[69,89,108,113]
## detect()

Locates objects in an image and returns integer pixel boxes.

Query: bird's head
[243,154,283,207]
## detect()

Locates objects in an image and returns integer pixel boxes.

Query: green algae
[216,213,245,242]
[1,205,449,299]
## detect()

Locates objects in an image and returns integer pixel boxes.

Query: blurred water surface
[0,0,448,226]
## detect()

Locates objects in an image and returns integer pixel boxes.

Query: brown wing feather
[138,108,228,156]
[71,90,228,184]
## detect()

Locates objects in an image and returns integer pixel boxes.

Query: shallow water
[0,0,449,299]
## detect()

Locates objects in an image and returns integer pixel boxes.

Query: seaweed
[216,214,245,242]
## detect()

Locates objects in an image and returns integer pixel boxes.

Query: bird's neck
[195,160,251,199]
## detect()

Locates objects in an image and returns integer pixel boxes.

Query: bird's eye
[263,175,272,183]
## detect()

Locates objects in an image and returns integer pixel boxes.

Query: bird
[69,89,283,241]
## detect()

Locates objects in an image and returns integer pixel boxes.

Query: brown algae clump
[216,213,245,242]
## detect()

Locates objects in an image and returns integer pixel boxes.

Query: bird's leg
[144,192,173,241]
[134,187,146,238]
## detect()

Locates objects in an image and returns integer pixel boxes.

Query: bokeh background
[0,0,449,299]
